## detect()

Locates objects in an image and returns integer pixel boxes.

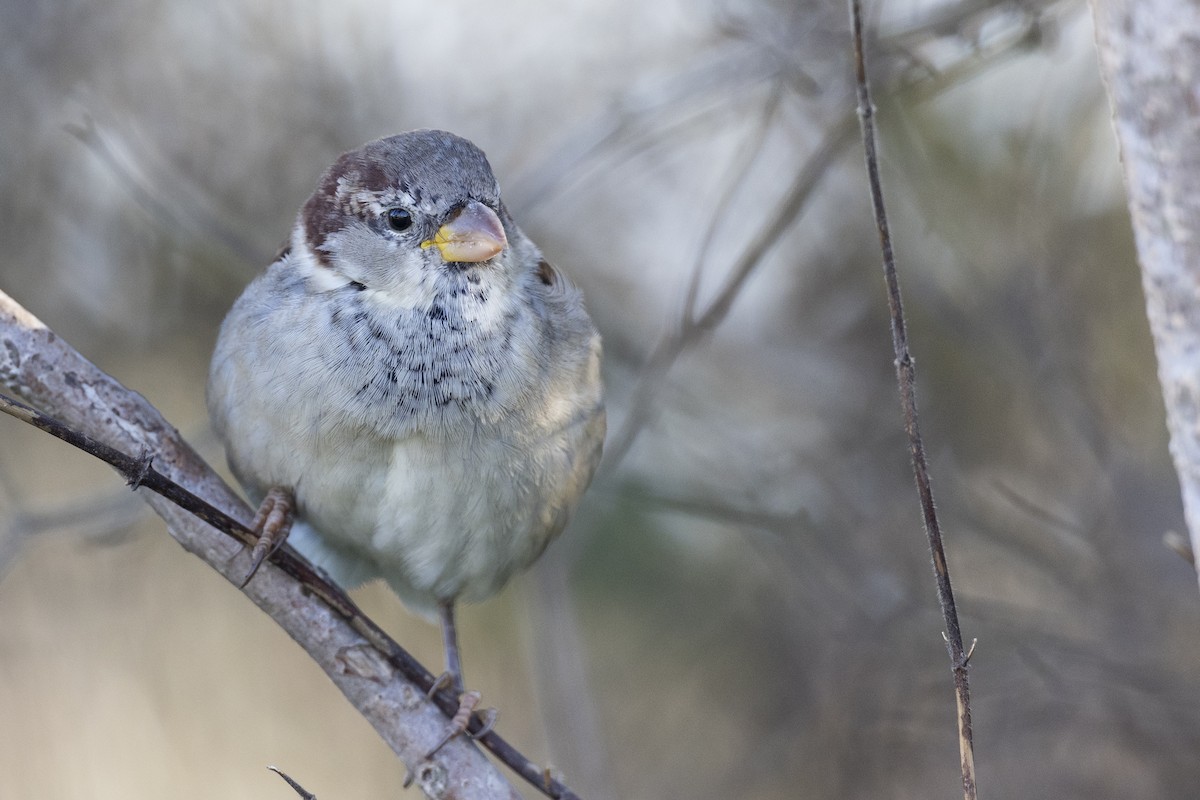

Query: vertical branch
[847,3,978,799]
[1092,0,1200,589]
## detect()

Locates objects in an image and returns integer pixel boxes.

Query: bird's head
[295,129,518,303]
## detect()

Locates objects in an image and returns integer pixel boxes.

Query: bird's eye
[386,208,413,232]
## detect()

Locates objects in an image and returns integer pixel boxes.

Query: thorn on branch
[962,638,978,667]
[268,766,316,799]
[128,451,154,491]
[940,632,977,669]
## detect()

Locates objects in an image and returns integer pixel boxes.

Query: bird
[207,129,605,697]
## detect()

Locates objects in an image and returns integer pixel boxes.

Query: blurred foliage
[2,0,1199,799]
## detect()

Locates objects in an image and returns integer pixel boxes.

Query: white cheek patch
[290,232,354,292]
[311,228,442,310]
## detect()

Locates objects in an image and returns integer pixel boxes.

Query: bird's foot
[424,689,497,759]
[402,687,497,789]
[238,486,295,587]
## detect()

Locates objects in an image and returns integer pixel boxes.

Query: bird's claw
[423,689,497,759]
[238,486,295,587]
[426,671,455,699]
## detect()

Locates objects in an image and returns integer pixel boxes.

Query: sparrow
[207,130,605,694]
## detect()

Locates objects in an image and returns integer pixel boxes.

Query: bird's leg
[238,486,295,587]
[438,600,465,695]
[423,601,498,758]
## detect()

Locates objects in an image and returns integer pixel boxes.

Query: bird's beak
[422,201,507,263]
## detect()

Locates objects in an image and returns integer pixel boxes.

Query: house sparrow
[207,130,605,692]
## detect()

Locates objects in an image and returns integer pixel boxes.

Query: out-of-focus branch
[1091,0,1200,590]
[507,48,778,212]
[600,1,1054,474]
[600,108,857,473]
[848,3,977,799]
[65,115,266,268]
[0,288,586,800]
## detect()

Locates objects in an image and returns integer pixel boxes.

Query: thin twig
[848,3,977,799]
[0,393,256,547]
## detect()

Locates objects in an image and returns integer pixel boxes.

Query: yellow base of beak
[421,201,507,263]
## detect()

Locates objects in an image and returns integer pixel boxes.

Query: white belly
[284,422,580,616]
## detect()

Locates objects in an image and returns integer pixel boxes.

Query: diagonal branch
[848,3,977,799]
[0,287,582,800]
[601,107,857,473]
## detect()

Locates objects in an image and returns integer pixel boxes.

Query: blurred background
[2,0,1198,798]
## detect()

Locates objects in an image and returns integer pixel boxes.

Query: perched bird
[207,130,605,693]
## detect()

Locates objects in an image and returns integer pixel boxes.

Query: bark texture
[1093,0,1200,586]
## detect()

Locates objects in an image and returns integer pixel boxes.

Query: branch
[1091,0,1200,590]
[848,3,977,800]
[0,288,583,800]
[601,1,1053,473]
[601,104,857,472]
[65,115,265,267]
